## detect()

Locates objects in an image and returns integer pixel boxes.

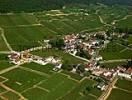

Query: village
[8,31,132,91]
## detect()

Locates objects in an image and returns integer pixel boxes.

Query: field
[37,12,104,34]
[0,13,38,27]
[32,49,85,64]
[115,16,132,29]
[98,6,128,24]
[0,34,9,51]
[4,26,57,51]
[0,62,102,100]
[107,79,132,100]
[99,42,132,60]
[100,61,127,69]
[0,5,132,100]
[0,54,13,71]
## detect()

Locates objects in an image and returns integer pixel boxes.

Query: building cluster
[63,32,105,60]
[8,51,62,70]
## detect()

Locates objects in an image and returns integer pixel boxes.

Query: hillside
[0,0,132,12]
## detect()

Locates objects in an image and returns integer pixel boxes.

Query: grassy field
[0,33,9,51]
[36,10,104,34]
[107,88,132,100]
[1,68,46,92]
[32,49,85,64]
[4,26,57,51]
[2,91,20,100]
[62,79,102,100]
[107,79,132,100]
[116,79,132,92]
[0,13,38,27]
[22,63,54,75]
[0,61,102,100]
[61,70,83,81]
[128,35,132,44]
[98,6,128,24]
[115,16,132,29]
[0,54,13,71]
[99,42,132,60]
[100,61,127,69]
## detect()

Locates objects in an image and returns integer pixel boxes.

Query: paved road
[100,59,129,63]
[98,77,118,100]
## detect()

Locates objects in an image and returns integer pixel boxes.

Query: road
[0,27,13,51]
[0,63,25,75]
[69,53,89,62]
[100,59,129,63]
[98,77,118,100]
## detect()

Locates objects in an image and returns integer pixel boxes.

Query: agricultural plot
[0,86,6,93]
[1,91,20,100]
[0,54,13,71]
[107,79,132,100]
[115,79,132,92]
[115,16,132,29]
[1,68,46,92]
[4,26,57,51]
[22,63,54,75]
[128,35,132,44]
[99,42,132,60]
[0,13,38,27]
[98,6,128,24]
[36,10,104,34]
[0,61,102,100]
[0,34,8,51]
[32,49,85,64]
[62,79,102,100]
[107,89,132,100]
[100,61,127,69]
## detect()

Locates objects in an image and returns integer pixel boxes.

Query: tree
[49,38,65,49]
[76,64,85,74]
[76,49,91,59]
[62,61,73,71]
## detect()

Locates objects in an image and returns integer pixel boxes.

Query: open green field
[2,91,20,100]
[0,54,13,71]
[116,79,132,92]
[128,35,132,44]
[0,34,9,51]
[107,79,132,100]
[35,10,104,34]
[22,63,54,75]
[100,61,127,69]
[32,49,85,64]
[99,42,132,60]
[115,16,132,29]
[1,68,46,92]
[98,6,128,24]
[0,13,38,27]
[0,62,102,100]
[62,79,102,100]
[107,88,132,100]
[4,26,57,51]
[0,5,131,100]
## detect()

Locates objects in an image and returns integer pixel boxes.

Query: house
[97,82,106,91]
[101,71,117,80]
[96,56,103,61]
[118,72,131,79]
